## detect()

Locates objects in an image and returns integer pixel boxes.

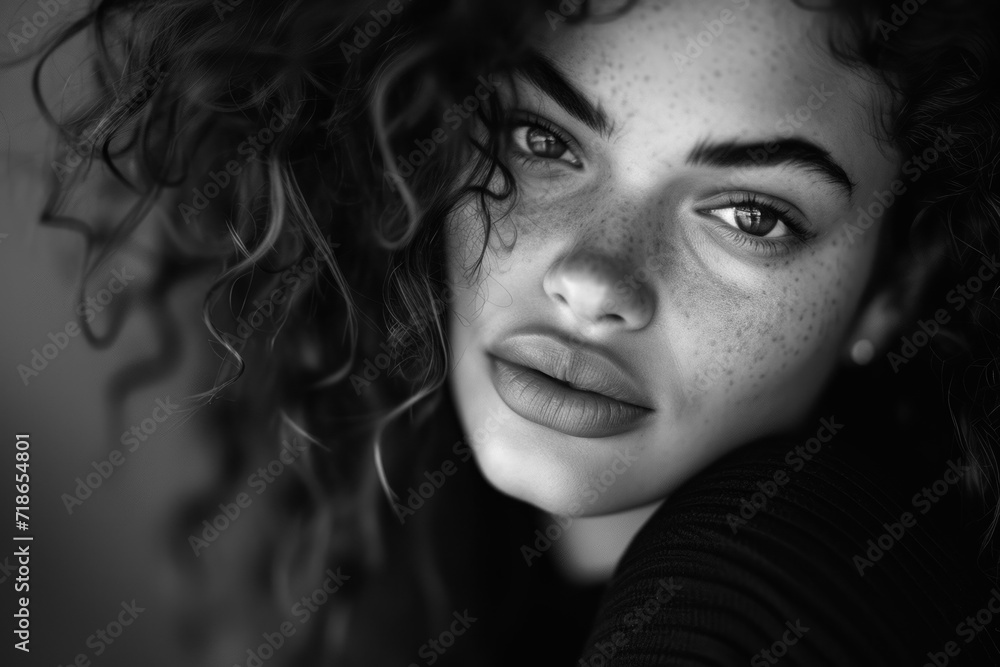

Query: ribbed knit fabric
[578,418,1000,666]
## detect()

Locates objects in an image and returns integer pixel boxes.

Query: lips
[487,332,654,438]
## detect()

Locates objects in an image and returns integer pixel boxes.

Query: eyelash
[706,193,816,258]
[498,112,814,258]
[502,112,582,169]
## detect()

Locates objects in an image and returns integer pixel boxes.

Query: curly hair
[8,0,1000,662]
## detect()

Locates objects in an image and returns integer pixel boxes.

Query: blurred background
[1,2,222,665]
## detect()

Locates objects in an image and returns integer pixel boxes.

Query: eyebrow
[508,56,856,200]
[510,54,614,138]
[687,137,857,200]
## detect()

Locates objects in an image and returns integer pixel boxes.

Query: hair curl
[8,0,1000,662]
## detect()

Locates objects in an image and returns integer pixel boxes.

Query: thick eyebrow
[510,54,614,138]
[687,137,857,200]
[504,59,856,200]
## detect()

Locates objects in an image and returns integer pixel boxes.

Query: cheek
[444,200,487,282]
[443,189,574,305]
[444,203,531,349]
[667,245,860,414]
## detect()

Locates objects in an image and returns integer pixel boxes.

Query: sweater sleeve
[577,435,1000,666]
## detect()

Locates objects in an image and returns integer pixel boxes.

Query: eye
[520,126,571,159]
[719,203,783,236]
[704,194,807,239]
[700,193,816,258]
[507,115,582,168]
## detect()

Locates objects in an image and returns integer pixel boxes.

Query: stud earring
[850,339,875,365]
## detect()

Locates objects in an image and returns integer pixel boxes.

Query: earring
[850,339,875,365]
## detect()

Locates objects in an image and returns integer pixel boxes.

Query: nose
[542,249,655,330]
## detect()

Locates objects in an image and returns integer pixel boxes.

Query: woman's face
[445,0,899,515]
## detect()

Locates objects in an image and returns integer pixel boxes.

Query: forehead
[535,0,898,188]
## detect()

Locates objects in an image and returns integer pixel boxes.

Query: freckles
[712,267,821,402]
[670,247,847,408]
[720,311,796,406]
[812,250,860,337]
[506,199,588,264]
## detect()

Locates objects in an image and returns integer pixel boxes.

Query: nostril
[543,250,655,330]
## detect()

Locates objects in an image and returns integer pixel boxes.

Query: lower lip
[488,355,653,438]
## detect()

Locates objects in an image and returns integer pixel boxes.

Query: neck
[549,499,665,584]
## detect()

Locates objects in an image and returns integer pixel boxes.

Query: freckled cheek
[739,298,850,410]
[662,271,846,406]
[446,194,579,281]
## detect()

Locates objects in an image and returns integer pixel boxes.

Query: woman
[443,1,1000,664]
[16,0,1000,664]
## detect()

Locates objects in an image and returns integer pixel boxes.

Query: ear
[841,289,903,365]
[840,231,948,366]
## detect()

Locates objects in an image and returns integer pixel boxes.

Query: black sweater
[577,411,1000,666]
[345,378,1000,666]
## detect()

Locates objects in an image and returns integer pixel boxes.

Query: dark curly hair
[6,0,999,662]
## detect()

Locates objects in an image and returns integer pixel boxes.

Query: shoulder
[580,418,1000,666]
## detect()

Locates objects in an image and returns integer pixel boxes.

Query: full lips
[488,354,654,438]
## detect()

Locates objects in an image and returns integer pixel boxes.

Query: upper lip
[490,330,655,409]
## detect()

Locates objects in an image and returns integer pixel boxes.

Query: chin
[469,433,647,516]
[470,436,569,513]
